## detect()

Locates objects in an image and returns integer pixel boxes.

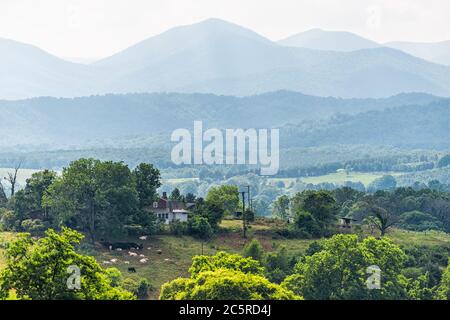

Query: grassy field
[269,171,403,187]
[1,221,449,299]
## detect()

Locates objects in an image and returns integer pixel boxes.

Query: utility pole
[241,191,247,238]
[246,185,251,210]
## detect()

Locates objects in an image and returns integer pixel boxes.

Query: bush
[243,238,264,262]
[170,220,188,236]
[122,278,151,300]
[294,211,321,238]
[20,219,47,234]
[0,209,19,231]
[188,215,213,239]
[399,211,444,232]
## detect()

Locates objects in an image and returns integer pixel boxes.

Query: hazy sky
[1,0,450,59]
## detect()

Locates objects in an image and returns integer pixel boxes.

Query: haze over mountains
[278,28,380,51]
[385,40,450,66]
[0,91,445,149]
[2,19,450,100]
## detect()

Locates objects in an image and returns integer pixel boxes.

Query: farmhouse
[151,192,194,224]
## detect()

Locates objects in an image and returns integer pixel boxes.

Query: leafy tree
[243,238,264,262]
[133,163,161,209]
[264,246,294,284]
[282,234,408,300]
[43,159,138,240]
[160,269,301,300]
[189,252,265,277]
[294,211,321,238]
[272,195,290,221]
[406,273,437,300]
[122,278,151,300]
[187,215,213,240]
[160,252,300,300]
[242,208,255,238]
[9,170,57,229]
[399,211,443,232]
[205,185,240,216]
[0,228,135,300]
[367,175,397,192]
[363,208,397,236]
[291,190,338,237]
[191,198,224,229]
[184,193,196,203]
[0,182,7,206]
[169,188,183,201]
[437,259,450,300]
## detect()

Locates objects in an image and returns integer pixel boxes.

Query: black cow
[101,242,144,250]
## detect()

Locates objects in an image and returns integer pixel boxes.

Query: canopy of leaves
[160,268,301,300]
[189,252,265,277]
[282,234,408,300]
[0,227,135,300]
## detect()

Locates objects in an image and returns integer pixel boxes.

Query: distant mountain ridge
[0,91,444,148]
[385,40,450,66]
[2,19,450,99]
[278,28,380,51]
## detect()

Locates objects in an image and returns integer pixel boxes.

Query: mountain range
[2,19,450,100]
[0,91,445,148]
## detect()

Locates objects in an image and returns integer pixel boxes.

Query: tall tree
[205,185,240,216]
[272,195,290,221]
[5,162,21,197]
[133,163,161,209]
[44,159,138,241]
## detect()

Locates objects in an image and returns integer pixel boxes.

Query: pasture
[1,220,449,300]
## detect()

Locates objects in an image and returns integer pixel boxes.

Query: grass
[269,171,403,187]
[0,221,449,300]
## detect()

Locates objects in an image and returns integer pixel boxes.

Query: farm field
[269,171,404,187]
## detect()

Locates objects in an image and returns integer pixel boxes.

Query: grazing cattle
[139,254,145,258]
[164,258,170,262]
[102,261,111,265]
[128,252,138,257]
[115,248,123,251]
[139,236,148,240]
[157,249,162,255]
[101,242,143,250]
[110,258,118,263]
[124,261,130,264]
[139,258,149,263]
[128,267,137,273]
